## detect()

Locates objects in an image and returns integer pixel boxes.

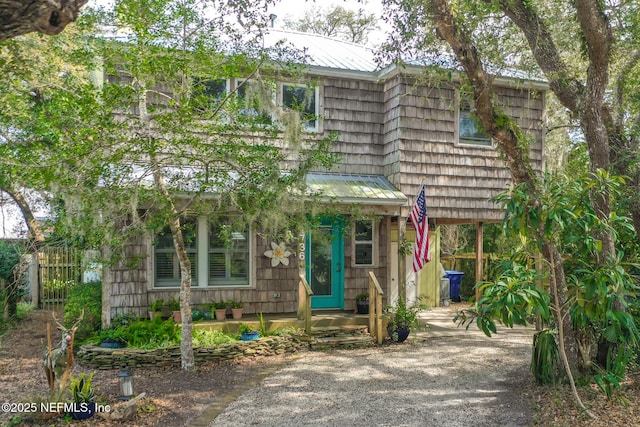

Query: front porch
[192,310,372,334]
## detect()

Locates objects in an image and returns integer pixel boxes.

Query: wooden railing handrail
[299,274,313,296]
[368,271,384,296]
[298,274,313,334]
[368,271,384,345]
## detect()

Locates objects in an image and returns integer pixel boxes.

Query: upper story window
[154,218,198,287]
[354,220,374,266]
[458,97,493,147]
[153,217,250,288]
[281,83,319,131]
[192,78,228,114]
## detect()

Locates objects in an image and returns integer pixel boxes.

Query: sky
[268,0,388,46]
[0,0,390,238]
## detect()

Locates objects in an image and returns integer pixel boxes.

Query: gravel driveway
[208,310,535,427]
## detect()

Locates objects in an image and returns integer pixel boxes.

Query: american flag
[409,184,431,272]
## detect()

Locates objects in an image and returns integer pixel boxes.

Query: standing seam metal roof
[306,173,407,205]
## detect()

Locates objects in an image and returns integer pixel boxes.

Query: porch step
[309,325,374,349]
[311,324,369,337]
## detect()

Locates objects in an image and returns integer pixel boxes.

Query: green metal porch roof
[306,173,407,205]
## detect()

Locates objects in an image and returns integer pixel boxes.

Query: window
[282,84,318,131]
[208,220,250,286]
[154,219,198,287]
[153,217,250,288]
[354,220,374,266]
[192,78,228,113]
[459,98,492,147]
[236,79,273,126]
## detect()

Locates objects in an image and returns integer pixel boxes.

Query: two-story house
[103,29,545,321]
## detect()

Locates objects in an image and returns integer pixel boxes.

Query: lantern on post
[118,367,134,400]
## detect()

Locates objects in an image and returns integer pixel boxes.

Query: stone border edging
[77,335,310,369]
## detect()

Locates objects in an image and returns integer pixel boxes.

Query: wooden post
[368,276,374,340]
[376,293,383,345]
[368,271,385,345]
[398,216,407,301]
[475,222,484,304]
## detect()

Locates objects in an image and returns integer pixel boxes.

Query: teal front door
[306,221,344,309]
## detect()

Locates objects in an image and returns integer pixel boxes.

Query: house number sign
[298,242,305,260]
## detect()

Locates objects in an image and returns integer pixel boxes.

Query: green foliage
[149,299,165,312]
[238,322,256,334]
[16,302,33,320]
[63,281,102,341]
[385,295,424,332]
[454,262,549,337]
[531,329,559,385]
[257,312,270,337]
[594,346,633,399]
[167,297,180,311]
[98,316,180,349]
[110,312,140,329]
[69,372,96,403]
[192,329,237,347]
[228,299,243,309]
[0,241,23,284]
[355,292,369,301]
[208,300,228,310]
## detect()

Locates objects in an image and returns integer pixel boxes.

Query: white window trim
[151,217,253,289]
[352,219,376,267]
[455,91,494,148]
[278,82,321,133]
[234,78,276,125]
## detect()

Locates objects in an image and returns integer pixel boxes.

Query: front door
[306,220,344,309]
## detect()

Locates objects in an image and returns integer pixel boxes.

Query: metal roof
[264,30,379,73]
[306,173,407,205]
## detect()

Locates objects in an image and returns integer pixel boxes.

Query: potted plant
[238,322,259,341]
[68,372,96,420]
[168,297,181,322]
[211,300,228,321]
[98,328,126,348]
[149,298,165,320]
[385,296,422,343]
[355,292,369,314]
[229,299,244,319]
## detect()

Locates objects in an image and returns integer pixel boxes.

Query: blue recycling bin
[445,270,464,302]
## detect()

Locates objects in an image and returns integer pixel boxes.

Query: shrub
[64,281,102,342]
[100,316,180,349]
[192,329,237,347]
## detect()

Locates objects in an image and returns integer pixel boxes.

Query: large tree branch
[0,0,88,42]
[2,185,45,243]
[431,0,533,185]
[494,0,582,112]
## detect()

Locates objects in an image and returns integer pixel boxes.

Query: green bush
[64,281,102,342]
[192,329,237,347]
[99,316,180,349]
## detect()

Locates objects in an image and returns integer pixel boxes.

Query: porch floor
[193,310,370,334]
[192,303,536,339]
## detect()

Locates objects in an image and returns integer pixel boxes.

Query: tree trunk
[0,0,88,41]
[429,0,579,371]
[151,158,194,371]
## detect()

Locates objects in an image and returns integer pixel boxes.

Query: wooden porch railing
[297,274,314,334]
[368,271,384,345]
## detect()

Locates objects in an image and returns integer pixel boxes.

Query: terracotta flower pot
[232,308,243,320]
[215,308,227,321]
